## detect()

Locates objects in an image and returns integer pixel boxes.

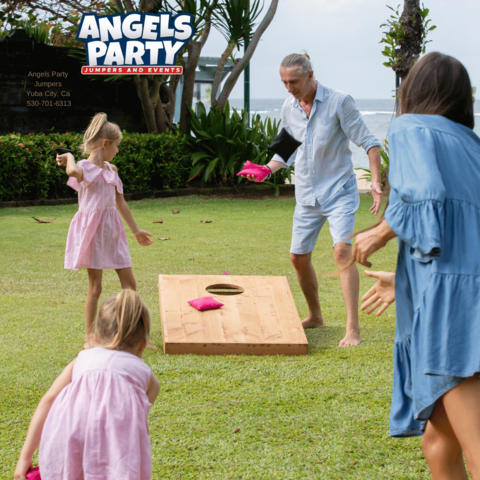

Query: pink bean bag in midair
[236,161,271,182]
[26,467,41,480]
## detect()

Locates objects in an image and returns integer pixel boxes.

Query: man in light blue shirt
[246,53,382,347]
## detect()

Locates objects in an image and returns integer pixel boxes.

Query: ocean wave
[360,111,393,115]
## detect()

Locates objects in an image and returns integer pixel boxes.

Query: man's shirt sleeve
[338,95,382,153]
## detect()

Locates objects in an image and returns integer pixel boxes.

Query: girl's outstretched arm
[115,190,153,246]
[56,153,84,182]
[14,360,76,480]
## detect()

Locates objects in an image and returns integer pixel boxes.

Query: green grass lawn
[0,194,430,479]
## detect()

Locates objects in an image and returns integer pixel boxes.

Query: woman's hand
[361,270,396,316]
[134,231,153,246]
[14,457,32,480]
[352,220,397,267]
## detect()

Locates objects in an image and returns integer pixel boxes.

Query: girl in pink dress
[56,113,153,348]
[14,289,160,480]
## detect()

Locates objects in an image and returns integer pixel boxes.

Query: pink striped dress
[39,347,153,479]
[65,160,131,270]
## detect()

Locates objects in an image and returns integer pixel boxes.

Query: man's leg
[290,202,326,329]
[327,174,361,347]
[290,252,324,328]
[334,243,361,347]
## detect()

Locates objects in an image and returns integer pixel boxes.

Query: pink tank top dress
[65,160,131,270]
[39,347,153,479]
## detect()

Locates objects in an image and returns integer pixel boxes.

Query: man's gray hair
[280,52,313,76]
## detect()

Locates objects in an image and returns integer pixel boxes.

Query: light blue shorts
[290,174,360,254]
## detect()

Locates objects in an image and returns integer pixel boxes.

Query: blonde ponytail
[82,112,122,155]
[96,289,151,350]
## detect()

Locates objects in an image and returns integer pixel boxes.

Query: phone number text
[27,101,72,107]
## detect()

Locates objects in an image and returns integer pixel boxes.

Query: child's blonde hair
[96,289,151,350]
[82,112,122,155]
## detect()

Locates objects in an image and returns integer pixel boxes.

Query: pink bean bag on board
[236,161,271,182]
[26,467,41,480]
[188,296,224,311]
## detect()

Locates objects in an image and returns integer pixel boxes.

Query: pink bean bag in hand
[188,296,224,311]
[26,467,41,480]
[236,161,271,182]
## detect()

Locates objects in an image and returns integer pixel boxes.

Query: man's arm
[338,95,383,215]
[367,146,383,216]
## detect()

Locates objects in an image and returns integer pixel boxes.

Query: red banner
[81,66,183,75]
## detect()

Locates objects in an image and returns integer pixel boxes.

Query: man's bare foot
[338,331,361,347]
[301,315,324,329]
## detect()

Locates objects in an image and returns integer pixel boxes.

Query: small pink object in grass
[223,272,229,275]
[26,467,41,480]
[188,296,224,311]
[236,161,271,182]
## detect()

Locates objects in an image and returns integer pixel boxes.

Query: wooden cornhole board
[158,275,308,355]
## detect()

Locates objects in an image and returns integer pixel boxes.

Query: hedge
[0,131,192,202]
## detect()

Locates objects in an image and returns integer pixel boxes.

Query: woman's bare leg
[442,376,480,479]
[85,269,103,348]
[115,268,157,349]
[422,398,468,480]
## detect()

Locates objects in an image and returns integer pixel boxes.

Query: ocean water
[229,98,480,169]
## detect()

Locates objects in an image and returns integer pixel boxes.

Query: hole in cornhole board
[159,275,308,356]
[205,284,244,295]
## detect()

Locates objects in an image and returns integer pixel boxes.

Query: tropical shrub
[187,101,294,194]
[0,131,191,202]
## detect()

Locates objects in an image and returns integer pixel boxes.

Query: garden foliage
[187,101,294,194]
[0,131,192,202]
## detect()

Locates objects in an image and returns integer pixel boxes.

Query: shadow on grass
[306,325,345,353]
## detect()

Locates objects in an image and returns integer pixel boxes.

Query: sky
[201,0,480,100]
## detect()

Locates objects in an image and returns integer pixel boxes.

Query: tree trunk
[179,40,202,133]
[393,0,423,79]
[135,76,158,133]
[216,0,279,110]
[155,99,170,134]
[211,43,235,107]
[160,83,176,124]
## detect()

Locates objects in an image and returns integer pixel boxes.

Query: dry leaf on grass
[158,237,170,241]
[200,220,212,223]
[234,428,240,433]
[33,217,56,223]
[152,220,163,224]
[172,209,180,214]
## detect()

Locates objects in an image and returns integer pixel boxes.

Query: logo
[76,13,194,75]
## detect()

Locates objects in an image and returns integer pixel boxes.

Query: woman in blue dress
[353,52,480,479]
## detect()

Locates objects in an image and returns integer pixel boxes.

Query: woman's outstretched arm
[360,270,396,316]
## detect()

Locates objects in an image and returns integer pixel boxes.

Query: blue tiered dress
[384,114,480,437]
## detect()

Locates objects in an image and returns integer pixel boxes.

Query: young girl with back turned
[56,113,153,348]
[14,289,160,480]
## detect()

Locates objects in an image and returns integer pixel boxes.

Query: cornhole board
[158,275,308,355]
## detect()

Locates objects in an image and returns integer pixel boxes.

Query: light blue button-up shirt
[273,81,381,206]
